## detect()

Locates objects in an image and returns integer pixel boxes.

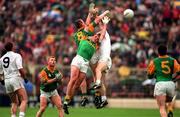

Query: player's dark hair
[158,45,167,56]
[4,42,13,51]
[74,19,84,29]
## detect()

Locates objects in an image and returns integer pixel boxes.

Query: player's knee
[56,104,63,110]
[11,103,18,112]
[21,97,28,104]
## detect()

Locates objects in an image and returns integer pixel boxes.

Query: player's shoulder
[153,57,160,62]
[168,56,175,61]
[13,52,22,58]
[0,52,8,61]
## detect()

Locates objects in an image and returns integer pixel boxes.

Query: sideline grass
[1,107,180,117]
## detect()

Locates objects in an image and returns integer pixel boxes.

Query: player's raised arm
[94,10,110,24]
[84,10,110,33]
[85,3,95,25]
[99,16,110,41]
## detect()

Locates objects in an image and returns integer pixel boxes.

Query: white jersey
[90,31,112,70]
[0,51,23,79]
[99,31,111,58]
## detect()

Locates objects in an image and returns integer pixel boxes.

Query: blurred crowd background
[0,0,180,106]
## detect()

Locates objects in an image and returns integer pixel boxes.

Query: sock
[101,96,107,102]
[95,91,101,97]
[19,112,25,117]
[11,114,16,117]
[167,105,173,112]
[64,95,71,104]
[96,80,101,85]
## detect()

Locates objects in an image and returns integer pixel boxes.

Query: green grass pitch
[1,107,180,117]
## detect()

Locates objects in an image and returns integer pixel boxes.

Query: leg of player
[16,88,28,117]
[71,72,86,97]
[36,96,47,117]
[63,67,85,114]
[94,62,108,89]
[80,78,89,106]
[64,65,80,103]
[51,95,64,117]
[89,63,102,108]
[156,95,167,117]
[99,73,108,108]
[166,94,176,117]
[9,93,19,117]
[167,102,174,117]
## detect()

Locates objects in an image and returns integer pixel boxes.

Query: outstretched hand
[55,73,62,81]
[102,16,110,24]
[89,3,95,13]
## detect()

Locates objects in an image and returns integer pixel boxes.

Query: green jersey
[77,39,96,60]
[40,67,62,92]
[73,21,97,46]
[74,30,90,46]
[153,56,175,82]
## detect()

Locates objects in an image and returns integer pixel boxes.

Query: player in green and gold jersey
[63,15,110,114]
[147,45,180,117]
[36,56,64,117]
[63,4,110,114]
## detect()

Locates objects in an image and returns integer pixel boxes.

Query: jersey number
[161,61,171,74]
[77,32,85,40]
[3,57,10,68]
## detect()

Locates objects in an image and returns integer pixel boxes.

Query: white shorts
[90,53,112,72]
[40,89,59,99]
[71,55,89,73]
[154,81,175,97]
[4,77,25,93]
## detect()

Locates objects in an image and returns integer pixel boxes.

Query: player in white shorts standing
[90,30,112,108]
[0,42,28,117]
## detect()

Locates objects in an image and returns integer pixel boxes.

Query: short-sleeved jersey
[39,67,63,92]
[148,55,180,82]
[73,21,97,46]
[0,51,23,79]
[77,39,96,61]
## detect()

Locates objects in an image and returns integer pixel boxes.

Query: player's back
[0,51,22,79]
[153,56,175,82]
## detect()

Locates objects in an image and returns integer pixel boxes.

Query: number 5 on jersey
[161,61,171,74]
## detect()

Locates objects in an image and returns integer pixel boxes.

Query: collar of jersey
[158,55,169,58]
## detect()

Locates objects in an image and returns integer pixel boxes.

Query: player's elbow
[147,74,154,79]
[19,68,25,78]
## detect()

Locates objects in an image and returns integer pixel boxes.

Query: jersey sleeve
[87,21,97,33]
[39,70,48,81]
[16,54,23,69]
[173,59,180,73]
[147,60,155,78]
